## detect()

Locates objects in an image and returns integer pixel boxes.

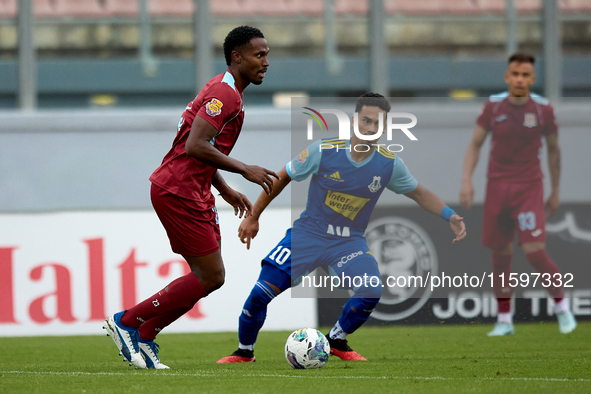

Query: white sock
[238,343,254,351]
[497,312,512,324]
[329,320,348,340]
[554,298,570,314]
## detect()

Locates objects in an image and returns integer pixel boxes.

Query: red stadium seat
[441,0,480,15]
[385,0,442,16]
[105,0,139,17]
[476,0,505,15]
[293,0,324,16]
[210,0,255,16]
[477,0,546,15]
[35,0,57,17]
[560,0,591,13]
[149,0,194,17]
[54,0,107,18]
[0,0,16,19]
[336,0,368,16]
[515,0,541,15]
[250,0,292,16]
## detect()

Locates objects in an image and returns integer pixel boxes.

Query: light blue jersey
[287,138,417,239]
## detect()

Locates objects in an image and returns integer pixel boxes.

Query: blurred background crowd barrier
[1,0,590,108]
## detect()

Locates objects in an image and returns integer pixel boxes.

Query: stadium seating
[292,0,323,16]
[0,0,16,18]
[53,0,107,18]
[210,0,255,16]
[104,0,139,17]
[476,0,506,15]
[385,0,480,16]
[335,0,368,16]
[0,0,589,19]
[477,0,542,15]
[149,0,194,17]
[561,0,591,13]
[35,0,57,17]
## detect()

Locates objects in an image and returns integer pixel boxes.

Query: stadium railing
[1,0,591,20]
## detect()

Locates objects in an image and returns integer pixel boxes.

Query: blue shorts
[262,227,380,285]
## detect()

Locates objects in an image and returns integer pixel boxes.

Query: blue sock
[338,297,380,335]
[238,263,291,347]
[336,259,382,336]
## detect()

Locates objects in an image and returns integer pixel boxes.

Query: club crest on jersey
[368,176,382,193]
[205,98,223,116]
[523,113,537,128]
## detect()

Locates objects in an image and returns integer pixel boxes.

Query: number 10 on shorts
[268,246,291,265]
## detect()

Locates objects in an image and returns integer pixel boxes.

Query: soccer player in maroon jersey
[460,53,576,336]
[103,26,278,369]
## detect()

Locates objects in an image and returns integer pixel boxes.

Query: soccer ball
[284,328,330,369]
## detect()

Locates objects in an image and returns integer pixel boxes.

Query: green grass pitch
[1,323,589,394]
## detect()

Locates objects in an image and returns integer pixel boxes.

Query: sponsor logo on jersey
[337,250,364,267]
[531,229,543,237]
[365,217,438,322]
[524,112,537,128]
[495,114,507,122]
[297,148,309,163]
[205,98,223,116]
[324,190,370,220]
[324,171,344,182]
[368,176,382,193]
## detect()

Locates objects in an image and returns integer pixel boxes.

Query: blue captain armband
[440,206,456,222]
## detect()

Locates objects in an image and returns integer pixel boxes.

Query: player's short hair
[508,53,535,65]
[223,26,265,66]
[355,92,391,113]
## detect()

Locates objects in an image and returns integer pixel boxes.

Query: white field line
[0,371,589,382]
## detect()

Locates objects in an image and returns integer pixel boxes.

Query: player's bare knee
[202,270,225,294]
[492,243,512,255]
[522,242,545,255]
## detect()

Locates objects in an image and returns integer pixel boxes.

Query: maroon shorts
[151,183,220,257]
[482,179,546,250]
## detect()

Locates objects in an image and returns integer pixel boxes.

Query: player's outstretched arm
[405,184,467,243]
[186,115,279,194]
[545,132,561,217]
[239,166,292,249]
[212,171,252,218]
[459,125,488,209]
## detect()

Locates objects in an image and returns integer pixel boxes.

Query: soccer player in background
[459,53,577,336]
[217,93,466,363]
[103,26,278,369]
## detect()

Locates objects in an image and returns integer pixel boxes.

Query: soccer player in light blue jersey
[218,93,466,363]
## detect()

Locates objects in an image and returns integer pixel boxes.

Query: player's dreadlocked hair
[223,26,265,66]
[355,92,391,113]
[508,53,535,65]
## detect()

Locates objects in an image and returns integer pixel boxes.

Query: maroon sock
[138,305,194,341]
[526,249,564,300]
[121,273,206,328]
[492,253,513,314]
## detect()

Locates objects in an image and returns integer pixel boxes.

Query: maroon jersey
[150,70,244,208]
[477,93,557,182]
